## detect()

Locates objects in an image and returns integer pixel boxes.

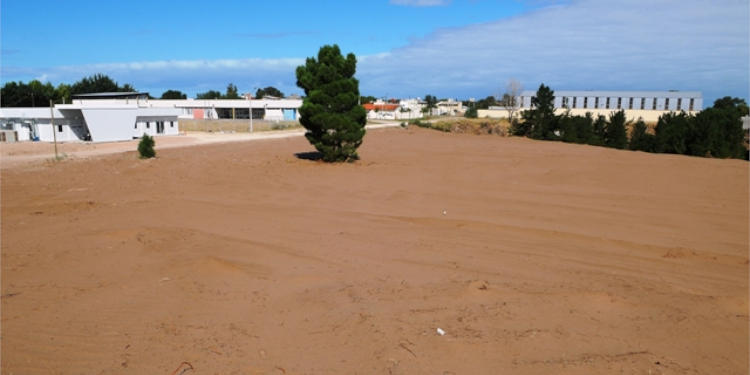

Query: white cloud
[2,0,747,103]
[389,0,451,6]
[360,0,748,104]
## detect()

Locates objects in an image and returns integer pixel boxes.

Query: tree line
[1,74,289,106]
[513,84,748,160]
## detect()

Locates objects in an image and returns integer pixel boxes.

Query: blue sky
[1,0,748,105]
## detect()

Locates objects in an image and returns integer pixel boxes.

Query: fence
[178,119,301,133]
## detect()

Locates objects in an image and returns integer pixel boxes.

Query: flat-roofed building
[479,90,702,122]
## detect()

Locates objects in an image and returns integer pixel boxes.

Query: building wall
[478,108,699,123]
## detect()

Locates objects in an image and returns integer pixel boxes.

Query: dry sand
[1,127,748,374]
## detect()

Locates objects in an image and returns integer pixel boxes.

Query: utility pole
[249,94,253,133]
[50,100,58,159]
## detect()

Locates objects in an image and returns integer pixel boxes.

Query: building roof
[363,103,399,111]
[520,90,702,98]
[72,92,149,99]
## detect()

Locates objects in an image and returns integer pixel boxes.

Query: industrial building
[479,90,703,122]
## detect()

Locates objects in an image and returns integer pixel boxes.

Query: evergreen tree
[138,134,156,159]
[655,112,692,154]
[523,84,556,139]
[605,110,628,149]
[224,83,240,99]
[628,120,656,152]
[295,44,367,162]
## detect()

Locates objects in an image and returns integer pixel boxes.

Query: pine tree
[295,45,367,162]
[138,134,156,159]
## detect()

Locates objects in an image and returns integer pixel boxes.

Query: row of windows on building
[134,121,175,134]
[525,97,695,111]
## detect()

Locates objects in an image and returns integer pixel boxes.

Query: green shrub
[138,134,155,159]
[628,120,656,152]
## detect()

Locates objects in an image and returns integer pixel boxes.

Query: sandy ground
[1,127,748,374]
[0,123,400,169]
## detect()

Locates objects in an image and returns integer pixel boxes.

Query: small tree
[605,110,628,149]
[501,79,522,123]
[422,95,438,116]
[296,44,367,162]
[138,134,155,159]
[464,105,478,118]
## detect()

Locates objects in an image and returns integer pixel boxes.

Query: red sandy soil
[1,127,748,374]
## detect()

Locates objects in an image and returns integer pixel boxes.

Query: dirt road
[1,127,747,374]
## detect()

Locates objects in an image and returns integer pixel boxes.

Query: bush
[464,106,478,118]
[138,134,155,159]
[628,120,656,152]
[655,112,691,154]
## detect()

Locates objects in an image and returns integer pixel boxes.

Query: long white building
[479,90,703,122]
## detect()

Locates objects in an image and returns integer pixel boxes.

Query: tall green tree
[255,86,284,99]
[522,83,556,139]
[295,44,367,162]
[423,95,438,115]
[224,83,240,99]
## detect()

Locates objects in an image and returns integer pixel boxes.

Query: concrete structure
[0,103,180,143]
[479,91,702,122]
[436,99,463,116]
[363,99,424,120]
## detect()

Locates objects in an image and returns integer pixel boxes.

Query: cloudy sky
[1,0,747,105]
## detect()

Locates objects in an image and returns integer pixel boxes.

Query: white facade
[478,90,703,122]
[0,103,180,143]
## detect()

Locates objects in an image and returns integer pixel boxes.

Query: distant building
[478,90,703,122]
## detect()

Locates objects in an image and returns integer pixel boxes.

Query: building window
[652,98,657,110]
[573,97,577,108]
[170,121,174,128]
[665,98,670,110]
[606,97,610,109]
[677,98,682,111]
[595,97,599,108]
[617,97,622,109]
[689,98,694,111]
[57,125,63,132]
[628,97,633,110]
[583,97,588,109]
[641,98,645,110]
[146,122,150,129]
[562,97,569,108]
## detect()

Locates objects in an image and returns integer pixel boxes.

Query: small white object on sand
[437,328,446,336]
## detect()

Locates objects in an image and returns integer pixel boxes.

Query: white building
[435,99,464,116]
[0,93,304,143]
[478,90,702,122]
[0,104,180,143]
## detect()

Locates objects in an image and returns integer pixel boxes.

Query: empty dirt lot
[1,127,748,374]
